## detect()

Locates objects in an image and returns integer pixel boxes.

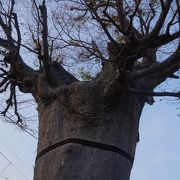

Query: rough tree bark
[32,44,149,180]
[2,40,179,180]
[0,1,180,180]
[34,84,143,180]
[32,37,179,179]
[34,72,142,179]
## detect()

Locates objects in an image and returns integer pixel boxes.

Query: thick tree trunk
[33,79,145,180]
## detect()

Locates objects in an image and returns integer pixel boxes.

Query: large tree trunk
[33,77,145,180]
[0,1,179,179]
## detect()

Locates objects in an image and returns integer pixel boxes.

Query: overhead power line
[0,139,33,174]
[0,162,12,177]
[0,151,30,180]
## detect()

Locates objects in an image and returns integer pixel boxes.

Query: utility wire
[21,133,36,153]
[0,171,10,180]
[0,162,11,177]
[22,128,38,140]
[0,151,30,180]
[0,139,33,174]
[0,162,10,180]
[1,105,38,140]
[3,112,38,140]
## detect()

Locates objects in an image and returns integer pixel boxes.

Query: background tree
[0,0,179,179]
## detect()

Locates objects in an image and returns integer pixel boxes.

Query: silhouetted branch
[39,0,50,76]
[130,48,180,79]
[127,86,180,98]
[146,0,172,39]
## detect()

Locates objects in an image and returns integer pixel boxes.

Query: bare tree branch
[146,0,173,39]
[130,46,180,80]
[127,86,180,98]
[39,0,50,76]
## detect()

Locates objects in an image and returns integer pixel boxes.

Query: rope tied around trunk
[35,138,134,164]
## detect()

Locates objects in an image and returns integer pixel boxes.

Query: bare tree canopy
[0,0,179,179]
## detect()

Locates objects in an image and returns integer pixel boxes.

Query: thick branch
[0,38,9,49]
[147,0,172,38]
[130,49,180,79]
[149,31,180,48]
[127,87,180,98]
[39,1,50,75]
[13,13,21,52]
[91,9,117,44]
[116,0,142,39]
[3,51,39,93]
[0,2,15,47]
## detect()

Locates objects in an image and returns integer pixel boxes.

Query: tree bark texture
[0,1,179,180]
[32,44,151,180]
[33,77,145,180]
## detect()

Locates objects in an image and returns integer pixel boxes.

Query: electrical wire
[0,151,30,180]
[0,162,11,177]
[0,139,33,174]
[3,112,38,140]
[21,133,36,153]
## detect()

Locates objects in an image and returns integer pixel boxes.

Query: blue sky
[0,121,37,180]
[131,100,180,180]
[0,99,179,180]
